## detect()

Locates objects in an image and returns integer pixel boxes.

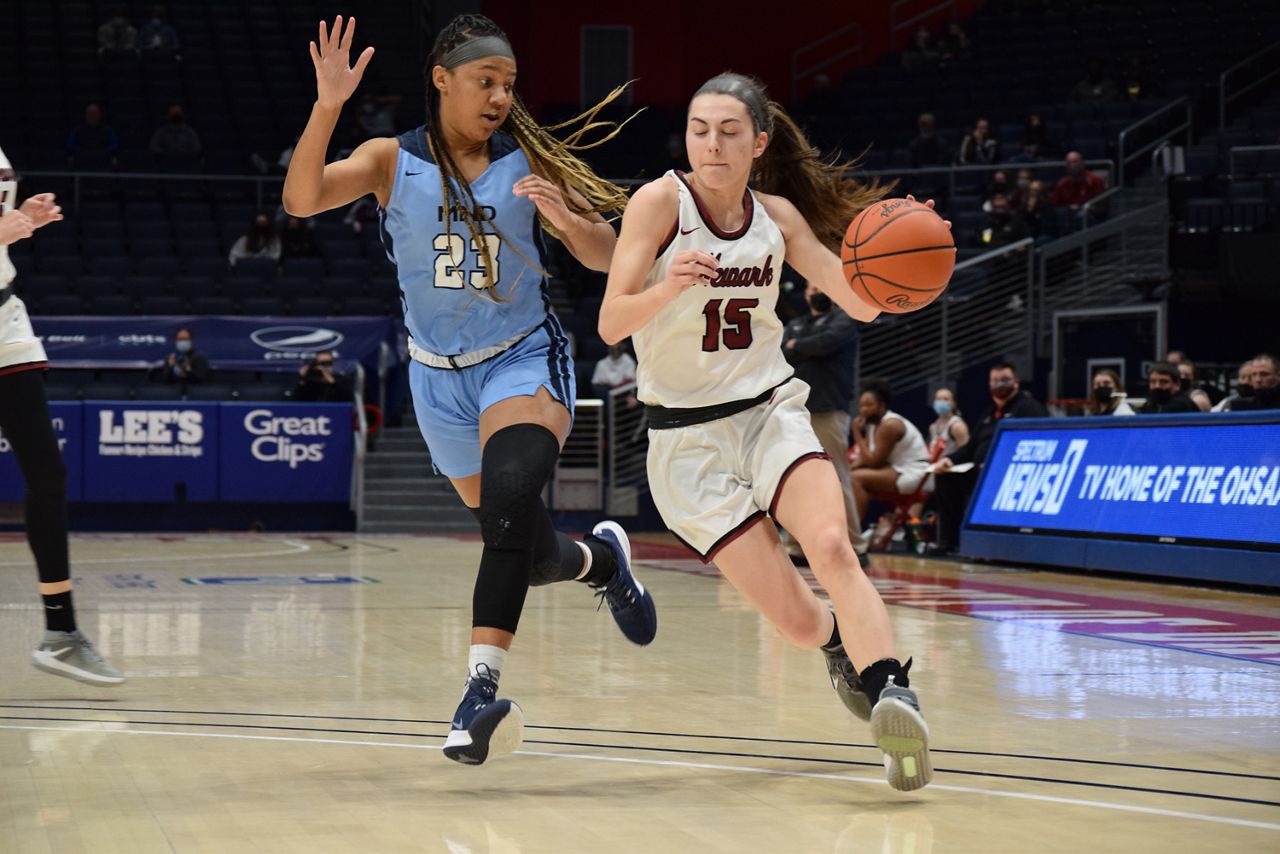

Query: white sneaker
[32,630,126,686]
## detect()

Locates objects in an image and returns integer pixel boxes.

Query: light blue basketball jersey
[379,127,551,355]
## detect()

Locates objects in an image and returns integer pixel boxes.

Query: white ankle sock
[575,541,593,580]
[467,644,507,684]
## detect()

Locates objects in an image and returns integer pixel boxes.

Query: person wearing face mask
[1175,359,1214,411]
[931,362,1047,555]
[927,388,970,455]
[1138,362,1198,414]
[1229,353,1280,411]
[1215,359,1265,411]
[149,103,203,155]
[292,350,353,403]
[982,193,1028,248]
[781,281,867,563]
[1049,151,1105,211]
[1086,368,1134,416]
[154,327,210,386]
[229,214,282,267]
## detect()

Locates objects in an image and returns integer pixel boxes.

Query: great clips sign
[219,403,352,502]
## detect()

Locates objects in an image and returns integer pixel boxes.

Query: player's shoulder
[630,175,680,209]
[753,190,800,222]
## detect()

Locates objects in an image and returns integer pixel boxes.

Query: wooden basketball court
[1,533,1277,852]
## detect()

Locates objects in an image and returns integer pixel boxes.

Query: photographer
[154,326,210,386]
[291,350,353,403]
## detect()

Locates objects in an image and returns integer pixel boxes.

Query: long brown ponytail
[693,72,892,249]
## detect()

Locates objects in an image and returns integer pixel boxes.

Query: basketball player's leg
[850,465,902,543]
[809,410,868,553]
[0,370,123,685]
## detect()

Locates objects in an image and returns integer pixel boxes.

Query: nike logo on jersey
[680,226,700,235]
[405,170,424,176]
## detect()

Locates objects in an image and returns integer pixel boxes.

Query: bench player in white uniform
[601,73,935,791]
[851,378,934,518]
[283,15,655,765]
[0,146,124,686]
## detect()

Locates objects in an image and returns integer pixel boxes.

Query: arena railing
[1219,39,1280,132]
[889,0,957,44]
[604,382,649,517]
[351,362,368,530]
[1117,97,1191,186]
[553,398,605,511]
[1228,144,1280,175]
[850,158,1116,208]
[22,169,285,212]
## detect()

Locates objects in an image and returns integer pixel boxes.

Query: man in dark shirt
[1138,362,1199,414]
[931,362,1048,555]
[291,350,353,403]
[782,282,868,561]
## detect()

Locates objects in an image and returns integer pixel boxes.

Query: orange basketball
[840,198,956,314]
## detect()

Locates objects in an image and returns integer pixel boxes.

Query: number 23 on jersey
[432,232,502,289]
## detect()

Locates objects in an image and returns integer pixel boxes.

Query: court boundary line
[0,722,1276,833]
[0,537,314,567]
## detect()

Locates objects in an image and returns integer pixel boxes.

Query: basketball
[841,198,956,314]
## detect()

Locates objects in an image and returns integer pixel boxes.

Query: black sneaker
[588,521,657,646]
[442,672,524,766]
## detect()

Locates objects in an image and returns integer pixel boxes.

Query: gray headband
[442,36,514,69]
[694,74,771,135]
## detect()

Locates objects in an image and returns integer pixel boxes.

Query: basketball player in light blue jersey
[283,14,656,766]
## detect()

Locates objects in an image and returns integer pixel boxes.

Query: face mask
[1092,386,1113,405]
[1148,387,1172,404]
[176,340,192,354]
[170,113,184,124]
[1237,383,1256,398]
[933,400,952,418]
[809,292,832,313]
[1017,178,1031,189]
[991,382,1015,401]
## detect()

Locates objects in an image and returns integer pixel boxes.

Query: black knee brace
[471,424,561,632]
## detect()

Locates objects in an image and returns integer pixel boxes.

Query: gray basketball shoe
[822,645,873,722]
[31,630,126,686]
[870,677,932,792]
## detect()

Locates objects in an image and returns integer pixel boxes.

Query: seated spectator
[229,214,282,267]
[150,104,202,155]
[1175,359,1214,411]
[97,8,137,57]
[1232,353,1280,411]
[983,170,1011,210]
[902,25,939,72]
[1021,184,1049,240]
[1021,113,1053,159]
[281,216,321,258]
[357,94,402,139]
[1070,59,1122,105]
[1009,168,1035,208]
[1138,362,1199,413]
[931,362,1048,555]
[1049,151,1105,210]
[590,343,638,404]
[138,6,180,55]
[982,193,1028,247]
[958,118,998,165]
[1213,360,1255,411]
[153,327,210,386]
[1086,368,1134,415]
[938,21,972,64]
[1165,349,1188,365]
[850,379,932,539]
[909,113,946,168]
[928,388,970,457]
[65,104,120,167]
[291,351,353,403]
[344,195,381,234]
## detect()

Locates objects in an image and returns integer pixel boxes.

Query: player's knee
[25,456,67,499]
[802,526,856,572]
[774,603,829,648]
[477,424,559,549]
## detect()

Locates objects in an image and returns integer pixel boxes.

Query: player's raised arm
[599,179,718,345]
[282,15,391,217]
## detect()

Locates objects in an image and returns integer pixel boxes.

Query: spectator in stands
[938,21,972,65]
[781,282,866,561]
[1086,368,1134,415]
[228,214,282,267]
[927,388,970,457]
[909,113,946,168]
[1165,349,1188,365]
[1233,353,1280,411]
[1213,360,1254,411]
[97,8,137,57]
[356,94,402,139]
[1138,362,1198,414]
[1008,168,1034,208]
[138,6,180,55]
[1175,359,1214,411]
[850,379,932,550]
[1070,59,1123,105]
[281,216,321,259]
[150,104,202,155]
[65,104,120,167]
[983,193,1028,247]
[291,351,353,403]
[931,362,1048,555]
[958,118,998,165]
[1021,183,1049,240]
[590,343,638,405]
[344,195,381,234]
[983,171,1012,210]
[902,25,939,72]
[154,327,210,386]
[1049,151,1105,210]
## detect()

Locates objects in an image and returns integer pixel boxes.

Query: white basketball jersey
[869,410,930,473]
[632,171,791,408]
[0,145,17,288]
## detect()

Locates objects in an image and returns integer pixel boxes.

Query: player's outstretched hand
[659,249,719,299]
[309,15,375,111]
[513,176,576,233]
[906,194,952,230]
[0,210,35,246]
[18,193,63,229]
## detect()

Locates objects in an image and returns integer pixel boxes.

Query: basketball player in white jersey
[600,73,934,791]
[851,378,933,517]
[0,146,124,685]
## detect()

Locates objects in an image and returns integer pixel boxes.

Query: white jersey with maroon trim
[0,145,17,288]
[632,170,791,409]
